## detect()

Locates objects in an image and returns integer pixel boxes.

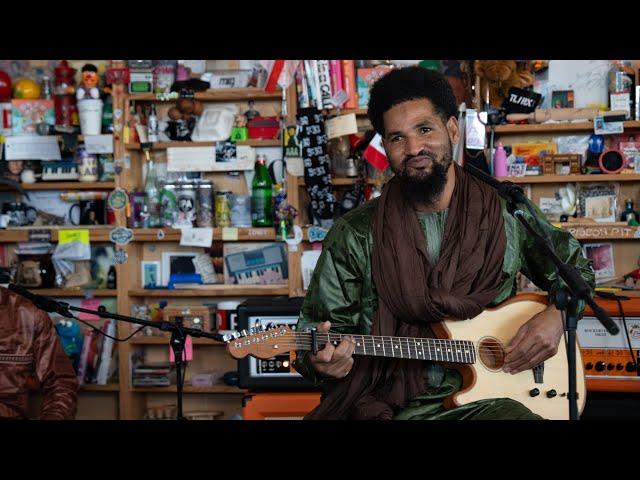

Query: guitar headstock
[224,324,296,359]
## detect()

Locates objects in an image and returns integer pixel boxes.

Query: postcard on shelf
[583,243,615,280]
[551,90,574,109]
[11,99,54,135]
[4,135,61,161]
[594,116,624,135]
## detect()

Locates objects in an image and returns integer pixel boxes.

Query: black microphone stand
[7,284,221,420]
[462,164,620,420]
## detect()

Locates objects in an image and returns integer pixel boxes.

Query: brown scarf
[305,162,506,420]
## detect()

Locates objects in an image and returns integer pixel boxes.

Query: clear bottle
[251,155,273,227]
[147,103,159,142]
[142,145,162,227]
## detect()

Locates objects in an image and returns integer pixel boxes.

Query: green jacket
[295,196,595,386]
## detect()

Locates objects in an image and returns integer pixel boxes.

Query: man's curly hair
[367,66,458,136]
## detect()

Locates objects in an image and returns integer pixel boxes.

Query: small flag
[363,133,388,171]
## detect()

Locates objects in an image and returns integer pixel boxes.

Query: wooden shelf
[125,139,280,150]
[0,226,114,243]
[493,120,640,134]
[29,288,117,297]
[131,385,248,394]
[297,177,376,187]
[129,285,289,297]
[79,384,120,392]
[1,182,115,191]
[324,108,368,116]
[127,89,282,102]
[130,227,275,242]
[495,174,640,184]
[130,336,224,346]
[557,222,640,240]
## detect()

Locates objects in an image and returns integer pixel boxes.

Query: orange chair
[242,391,321,420]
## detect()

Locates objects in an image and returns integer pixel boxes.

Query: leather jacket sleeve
[32,309,78,420]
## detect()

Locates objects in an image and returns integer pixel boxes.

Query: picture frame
[551,90,574,109]
[578,183,618,223]
[161,251,199,286]
[583,243,616,280]
[141,261,161,288]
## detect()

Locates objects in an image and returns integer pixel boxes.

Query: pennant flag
[363,133,388,171]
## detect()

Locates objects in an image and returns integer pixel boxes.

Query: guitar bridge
[532,363,544,384]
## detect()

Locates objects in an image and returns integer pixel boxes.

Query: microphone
[7,284,73,318]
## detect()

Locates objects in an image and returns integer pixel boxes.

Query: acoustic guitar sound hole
[478,337,505,371]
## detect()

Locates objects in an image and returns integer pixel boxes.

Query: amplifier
[578,315,640,379]
[236,297,318,390]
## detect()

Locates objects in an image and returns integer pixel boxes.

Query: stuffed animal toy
[474,60,535,108]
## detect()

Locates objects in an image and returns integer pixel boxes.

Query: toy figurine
[164,90,202,141]
[76,63,101,100]
[229,114,248,141]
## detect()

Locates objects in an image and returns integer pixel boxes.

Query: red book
[265,60,285,92]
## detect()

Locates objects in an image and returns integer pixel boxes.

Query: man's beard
[393,149,452,206]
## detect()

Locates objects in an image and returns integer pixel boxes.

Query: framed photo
[141,261,161,288]
[583,243,615,280]
[578,183,618,223]
[161,251,199,286]
[551,90,574,109]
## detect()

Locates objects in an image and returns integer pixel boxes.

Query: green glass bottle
[142,144,162,228]
[251,155,273,227]
[620,198,639,224]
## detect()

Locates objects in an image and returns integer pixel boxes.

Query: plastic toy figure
[76,64,101,100]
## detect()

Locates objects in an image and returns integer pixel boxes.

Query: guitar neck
[294,332,476,364]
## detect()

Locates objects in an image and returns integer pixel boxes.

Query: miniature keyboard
[225,244,287,285]
[42,161,79,181]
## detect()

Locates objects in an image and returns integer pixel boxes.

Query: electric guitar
[225,294,586,420]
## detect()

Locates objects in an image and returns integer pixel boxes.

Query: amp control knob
[585,362,594,370]
[595,361,606,372]
[607,363,615,371]
[616,363,624,371]
[626,362,638,373]
[529,388,540,397]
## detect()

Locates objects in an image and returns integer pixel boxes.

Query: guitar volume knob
[546,389,557,398]
[529,388,540,397]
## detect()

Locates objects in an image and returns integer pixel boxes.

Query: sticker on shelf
[222,227,238,241]
[156,229,165,240]
[28,229,52,243]
[308,226,328,242]
[114,248,128,265]
[169,335,193,362]
[594,116,624,135]
[59,229,90,245]
[109,227,134,245]
[180,227,213,247]
[113,108,123,120]
[108,188,128,210]
[84,134,114,154]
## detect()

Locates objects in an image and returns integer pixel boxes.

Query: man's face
[382,99,459,204]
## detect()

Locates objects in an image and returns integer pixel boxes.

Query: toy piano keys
[41,161,80,181]
[224,243,288,285]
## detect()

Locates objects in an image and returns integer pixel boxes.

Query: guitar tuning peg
[259,324,266,332]
[232,331,241,339]
[222,333,233,342]
[240,329,248,337]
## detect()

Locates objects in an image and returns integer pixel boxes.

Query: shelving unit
[496,174,640,184]
[27,288,117,297]
[112,84,293,420]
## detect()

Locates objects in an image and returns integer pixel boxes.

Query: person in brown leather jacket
[0,286,78,419]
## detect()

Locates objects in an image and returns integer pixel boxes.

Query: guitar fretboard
[294,333,476,364]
